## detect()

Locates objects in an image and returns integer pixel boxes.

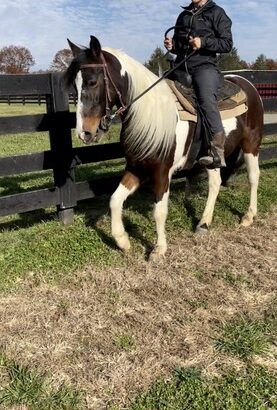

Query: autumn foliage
[0,45,35,74]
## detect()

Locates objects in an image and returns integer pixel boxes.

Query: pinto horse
[65,35,264,258]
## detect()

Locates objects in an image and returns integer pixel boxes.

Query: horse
[65,35,264,259]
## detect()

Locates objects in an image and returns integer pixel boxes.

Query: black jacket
[172,0,233,71]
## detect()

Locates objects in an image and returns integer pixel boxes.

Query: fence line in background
[0,70,276,222]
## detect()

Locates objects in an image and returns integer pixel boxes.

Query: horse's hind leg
[196,168,221,233]
[110,171,140,252]
[152,190,170,257]
[241,153,260,226]
[151,169,172,258]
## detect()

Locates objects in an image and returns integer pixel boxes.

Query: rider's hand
[189,36,201,50]
[164,37,173,51]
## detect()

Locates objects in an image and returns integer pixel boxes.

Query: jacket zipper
[184,1,211,74]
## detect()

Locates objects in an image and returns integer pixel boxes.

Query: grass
[128,366,277,410]
[0,352,84,409]
[0,104,277,408]
[215,317,274,360]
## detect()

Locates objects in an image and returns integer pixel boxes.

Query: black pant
[191,65,224,137]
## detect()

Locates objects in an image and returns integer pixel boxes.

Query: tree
[217,47,249,71]
[264,59,277,70]
[0,45,35,74]
[50,48,73,72]
[251,54,267,70]
[251,54,277,70]
[144,47,170,76]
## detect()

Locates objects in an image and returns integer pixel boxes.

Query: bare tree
[50,49,73,72]
[0,45,35,74]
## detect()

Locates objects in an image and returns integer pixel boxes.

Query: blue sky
[0,0,276,70]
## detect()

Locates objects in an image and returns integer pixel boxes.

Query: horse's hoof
[195,223,209,235]
[149,246,167,262]
[115,233,131,252]
[240,214,254,227]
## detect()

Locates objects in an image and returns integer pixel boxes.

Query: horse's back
[224,74,264,133]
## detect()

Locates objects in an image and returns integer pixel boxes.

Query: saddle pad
[166,79,248,115]
[174,98,248,122]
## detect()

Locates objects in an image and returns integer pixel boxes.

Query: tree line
[0,44,276,75]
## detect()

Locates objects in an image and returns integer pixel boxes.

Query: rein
[80,49,196,125]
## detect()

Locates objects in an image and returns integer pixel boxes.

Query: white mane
[104,47,178,160]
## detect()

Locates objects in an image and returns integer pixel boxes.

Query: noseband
[80,54,126,119]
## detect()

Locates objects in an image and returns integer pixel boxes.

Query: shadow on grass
[0,209,57,232]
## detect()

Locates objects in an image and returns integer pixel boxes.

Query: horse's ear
[89,35,102,58]
[67,39,81,57]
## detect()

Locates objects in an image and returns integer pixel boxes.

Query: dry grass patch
[0,209,276,408]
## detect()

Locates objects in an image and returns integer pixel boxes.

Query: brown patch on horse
[121,171,141,191]
[82,116,101,134]
[225,76,263,156]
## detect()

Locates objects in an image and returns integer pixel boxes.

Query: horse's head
[65,36,121,144]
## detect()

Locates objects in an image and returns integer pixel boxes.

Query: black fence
[0,73,124,223]
[0,71,276,222]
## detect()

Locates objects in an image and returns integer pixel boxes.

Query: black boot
[199,131,226,168]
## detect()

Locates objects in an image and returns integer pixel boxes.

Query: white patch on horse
[104,47,178,160]
[222,117,237,136]
[75,71,84,136]
[171,119,190,173]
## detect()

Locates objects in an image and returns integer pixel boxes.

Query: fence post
[47,72,76,225]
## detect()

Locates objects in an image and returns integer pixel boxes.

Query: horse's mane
[104,47,178,160]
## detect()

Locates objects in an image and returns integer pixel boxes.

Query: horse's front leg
[110,171,140,252]
[196,168,221,233]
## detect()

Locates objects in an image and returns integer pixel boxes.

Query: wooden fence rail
[0,71,276,223]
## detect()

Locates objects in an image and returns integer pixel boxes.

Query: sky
[0,0,276,71]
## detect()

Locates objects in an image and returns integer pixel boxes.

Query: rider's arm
[200,10,233,53]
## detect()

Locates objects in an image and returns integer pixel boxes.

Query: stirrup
[198,149,225,168]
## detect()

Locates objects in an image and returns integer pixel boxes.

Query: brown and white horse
[65,36,264,258]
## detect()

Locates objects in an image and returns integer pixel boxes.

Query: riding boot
[199,131,226,168]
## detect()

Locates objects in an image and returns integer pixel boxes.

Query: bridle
[80,53,127,121]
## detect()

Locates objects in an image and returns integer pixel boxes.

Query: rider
[164,0,233,167]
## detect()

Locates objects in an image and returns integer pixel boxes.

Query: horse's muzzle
[79,129,105,144]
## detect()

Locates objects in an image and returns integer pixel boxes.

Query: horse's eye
[88,79,97,87]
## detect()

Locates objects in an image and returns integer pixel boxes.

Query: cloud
[0,0,276,70]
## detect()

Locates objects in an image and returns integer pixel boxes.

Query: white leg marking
[197,168,221,230]
[152,190,170,257]
[110,183,137,251]
[241,153,260,227]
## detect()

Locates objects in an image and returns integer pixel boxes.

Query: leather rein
[80,47,196,126]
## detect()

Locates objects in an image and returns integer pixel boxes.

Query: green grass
[0,104,277,410]
[0,133,276,292]
[0,353,84,409]
[215,317,274,360]
[128,366,277,410]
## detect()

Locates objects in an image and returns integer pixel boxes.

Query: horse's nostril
[84,131,91,137]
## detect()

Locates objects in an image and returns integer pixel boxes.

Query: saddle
[166,78,248,122]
